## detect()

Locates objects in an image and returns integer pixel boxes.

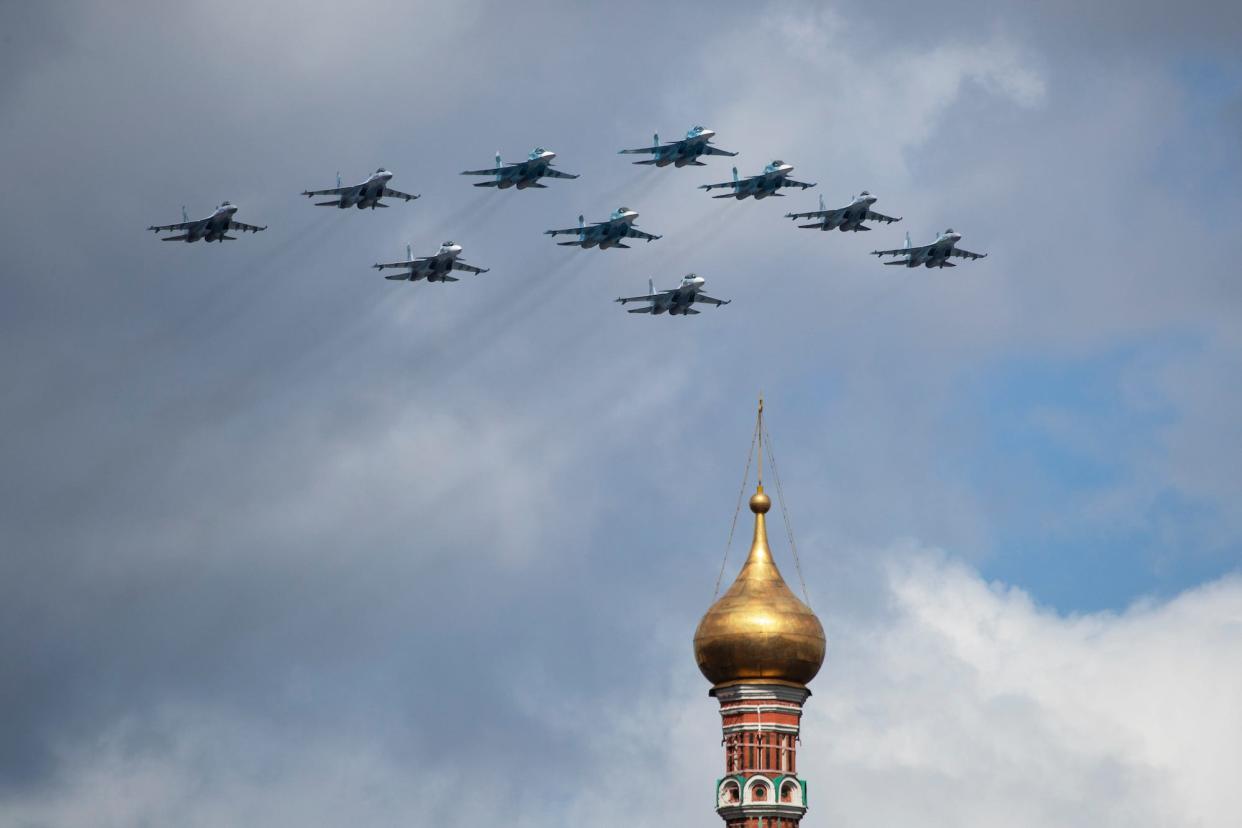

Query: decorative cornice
[722,722,801,735]
[712,683,811,704]
[719,703,805,716]
[716,803,808,819]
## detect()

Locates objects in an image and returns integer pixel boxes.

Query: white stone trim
[719,704,804,717]
[713,684,811,704]
[716,803,808,820]
[722,722,801,735]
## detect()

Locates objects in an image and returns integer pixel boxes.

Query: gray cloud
[1,1,1240,824]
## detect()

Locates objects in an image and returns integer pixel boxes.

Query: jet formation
[148,124,989,316]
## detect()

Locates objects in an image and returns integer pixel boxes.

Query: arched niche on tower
[779,778,803,807]
[743,774,774,805]
[717,778,741,807]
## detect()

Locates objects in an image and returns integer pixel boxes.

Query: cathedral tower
[693,404,826,828]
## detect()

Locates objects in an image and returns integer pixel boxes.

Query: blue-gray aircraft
[786,192,901,232]
[545,207,661,249]
[871,229,987,267]
[460,147,578,189]
[374,241,488,282]
[146,202,267,242]
[615,274,730,315]
[617,125,737,167]
[301,168,418,209]
[700,161,815,200]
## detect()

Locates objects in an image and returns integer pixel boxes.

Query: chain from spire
[762,421,812,607]
[713,396,763,599]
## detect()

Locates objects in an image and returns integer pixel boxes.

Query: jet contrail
[146,211,338,348]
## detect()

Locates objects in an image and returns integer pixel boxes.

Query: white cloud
[8,551,1237,827]
[809,550,1242,828]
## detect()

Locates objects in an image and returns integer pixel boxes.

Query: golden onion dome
[693,484,826,687]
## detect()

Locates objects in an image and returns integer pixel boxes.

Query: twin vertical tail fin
[181,205,188,223]
[904,232,912,251]
[336,171,342,189]
[819,194,825,212]
[495,152,502,182]
[578,214,585,241]
[649,277,654,296]
[653,133,659,150]
[406,243,412,262]
[732,166,739,186]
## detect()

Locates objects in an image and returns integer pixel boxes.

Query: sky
[1,1,1240,826]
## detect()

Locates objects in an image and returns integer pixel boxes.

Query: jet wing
[780,178,816,190]
[461,166,512,176]
[950,247,987,260]
[374,257,431,271]
[785,207,842,221]
[872,244,932,257]
[864,210,901,224]
[381,187,419,202]
[545,224,593,237]
[452,260,489,274]
[699,178,744,191]
[302,187,349,197]
[624,226,661,241]
[227,220,267,233]
[616,291,668,304]
[693,294,730,307]
[619,143,676,154]
[541,168,579,179]
[702,145,738,156]
[147,221,192,233]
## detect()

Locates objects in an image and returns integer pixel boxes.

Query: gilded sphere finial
[749,488,771,514]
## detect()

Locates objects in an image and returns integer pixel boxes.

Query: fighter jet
[301,168,418,209]
[146,202,266,242]
[871,229,987,268]
[545,207,661,249]
[618,125,737,167]
[615,274,730,315]
[460,147,578,189]
[700,161,815,200]
[785,192,901,232]
[373,241,488,282]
